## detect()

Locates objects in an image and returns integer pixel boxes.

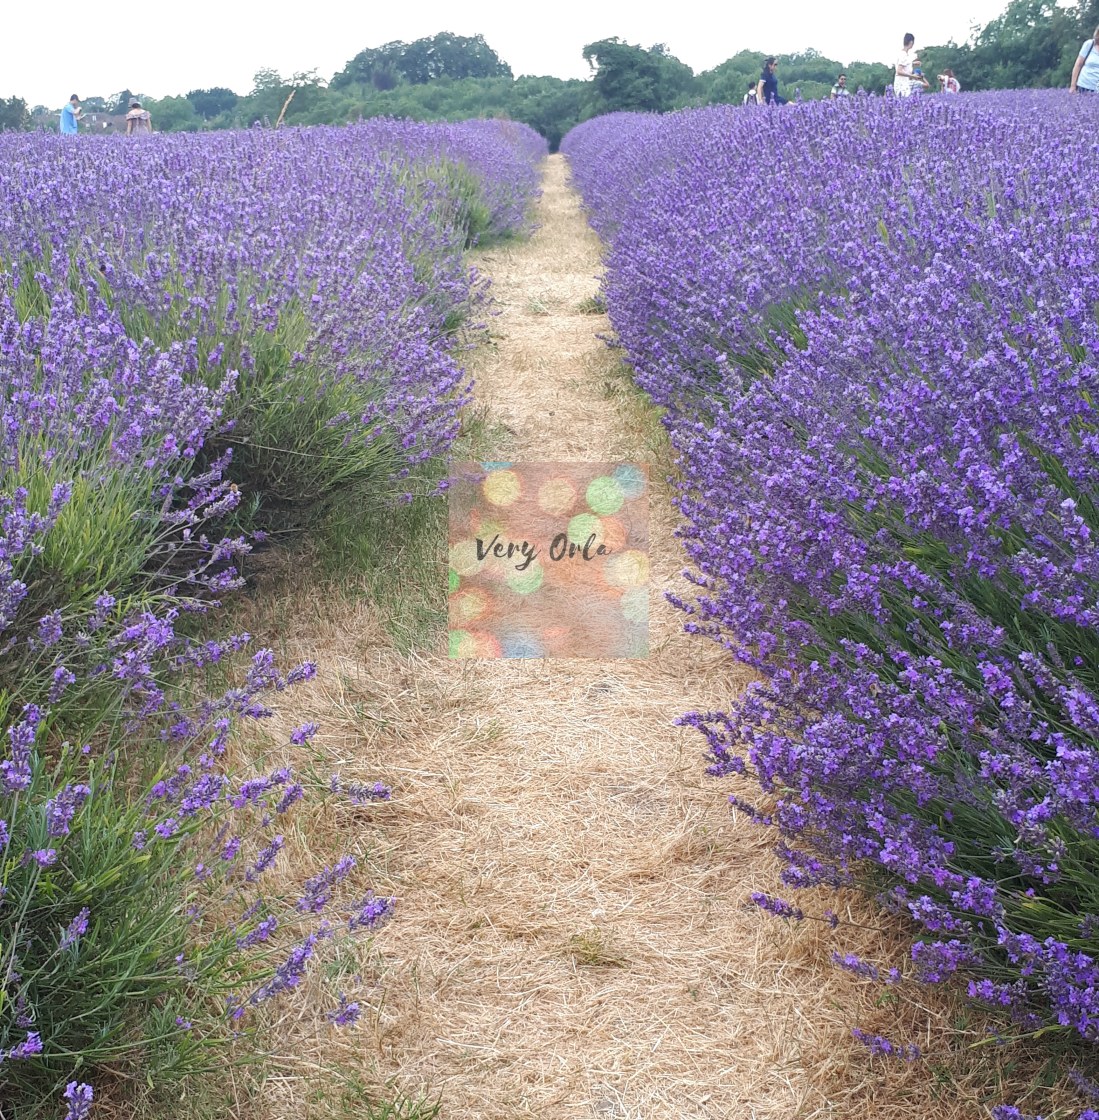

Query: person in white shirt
[895,33,919,97]
[1070,26,1099,93]
[937,69,961,94]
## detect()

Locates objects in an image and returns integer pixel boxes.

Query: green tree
[238,68,326,125]
[582,38,697,112]
[922,0,1099,89]
[146,95,202,132]
[398,32,512,83]
[0,96,28,131]
[332,32,512,90]
[331,45,393,90]
[107,89,135,114]
[186,87,239,118]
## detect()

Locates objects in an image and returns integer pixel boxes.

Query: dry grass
[217,155,1087,1120]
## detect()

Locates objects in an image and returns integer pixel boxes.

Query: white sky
[6,0,1011,108]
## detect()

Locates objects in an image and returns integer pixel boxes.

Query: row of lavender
[0,119,545,1113]
[563,93,1099,1056]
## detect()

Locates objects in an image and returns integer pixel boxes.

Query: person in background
[742,80,758,106]
[894,33,919,97]
[831,73,850,97]
[125,100,153,135]
[1070,25,1099,93]
[937,68,961,93]
[59,94,83,134]
[757,57,787,106]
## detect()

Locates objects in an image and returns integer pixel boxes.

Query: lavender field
[564,90,1099,1070]
[0,118,545,1115]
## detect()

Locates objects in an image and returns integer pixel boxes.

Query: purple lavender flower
[23,848,57,868]
[850,1027,920,1061]
[37,611,63,647]
[45,783,91,838]
[296,855,356,913]
[48,665,76,702]
[62,1082,93,1120]
[1068,1069,1099,1100]
[750,892,804,921]
[563,94,1099,1046]
[331,774,393,804]
[237,914,278,949]
[348,892,396,931]
[326,992,362,1026]
[246,933,319,1007]
[60,907,90,950]
[2,705,40,793]
[4,1031,43,1060]
[831,952,900,984]
[245,835,284,882]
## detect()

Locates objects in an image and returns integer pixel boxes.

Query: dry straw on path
[236,155,1068,1120]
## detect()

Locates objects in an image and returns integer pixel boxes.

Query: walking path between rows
[254,154,965,1120]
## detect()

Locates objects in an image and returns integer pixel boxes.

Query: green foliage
[145,95,202,132]
[408,156,495,247]
[331,32,512,90]
[582,38,698,113]
[37,1,1098,147]
[700,48,893,103]
[186,87,239,119]
[922,0,1099,89]
[0,96,29,132]
[106,89,136,114]
[2,738,240,1111]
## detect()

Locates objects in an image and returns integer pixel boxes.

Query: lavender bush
[1,119,544,1112]
[1,119,545,520]
[564,93,1099,1047]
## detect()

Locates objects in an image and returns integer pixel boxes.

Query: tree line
[5,2,1098,147]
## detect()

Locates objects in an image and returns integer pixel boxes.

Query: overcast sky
[7,0,1012,109]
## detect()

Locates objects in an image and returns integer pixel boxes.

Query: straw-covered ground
[227,155,1078,1120]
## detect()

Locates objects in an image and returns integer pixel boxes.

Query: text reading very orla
[474,532,609,572]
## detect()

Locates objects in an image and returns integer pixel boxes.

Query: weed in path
[565,928,630,969]
[576,294,607,315]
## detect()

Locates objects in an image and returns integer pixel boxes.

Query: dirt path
[250,155,992,1120]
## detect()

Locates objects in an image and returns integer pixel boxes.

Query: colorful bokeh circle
[500,631,545,658]
[448,629,503,658]
[586,475,625,515]
[505,561,544,594]
[566,512,603,546]
[450,539,486,577]
[483,469,521,506]
[450,588,490,625]
[538,477,578,516]
[606,550,649,588]
[613,464,647,499]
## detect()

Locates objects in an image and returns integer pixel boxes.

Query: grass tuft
[564,928,630,968]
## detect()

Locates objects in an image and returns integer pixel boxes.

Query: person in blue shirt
[59,95,83,134]
[756,58,787,106]
[1070,26,1099,93]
